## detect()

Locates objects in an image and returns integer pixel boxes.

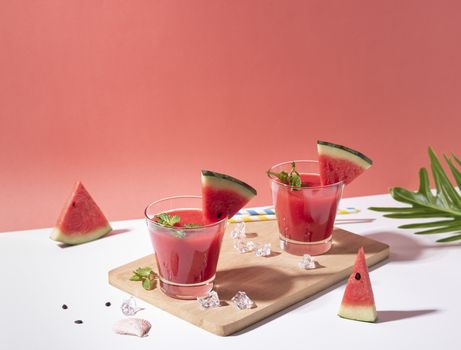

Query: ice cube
[233,239,258,253]
[230,222,246,240]
[121,296,144,316]
[255,243,271,257]
[298,254,316,270]
[231,291,255,310]
[197,291,220,309]
[246,241,257,251]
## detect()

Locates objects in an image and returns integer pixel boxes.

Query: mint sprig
[267,161,302,188]
[130,267,157,290]
[154,213,203,238]
[155,213,181,227]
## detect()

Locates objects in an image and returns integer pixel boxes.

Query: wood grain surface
[108,221,389,336]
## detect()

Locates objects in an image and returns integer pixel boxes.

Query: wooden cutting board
[108,221,389,336]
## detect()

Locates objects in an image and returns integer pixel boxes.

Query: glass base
[279,234,332,256]
[158,276,214,300]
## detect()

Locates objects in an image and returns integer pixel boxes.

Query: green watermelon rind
[50,225,112,245]
[317,140,373,168]
[201,170,257,197]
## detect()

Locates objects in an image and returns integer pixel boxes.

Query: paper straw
[228,215,276,223]
[230,206,360,223]
[236,207,275,216]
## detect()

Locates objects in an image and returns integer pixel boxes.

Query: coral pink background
[1,1,460,232]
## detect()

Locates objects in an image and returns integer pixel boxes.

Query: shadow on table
[366,232,461,262]
[377,309,439,323]
[335,218,376,225]
[230,277,349,336]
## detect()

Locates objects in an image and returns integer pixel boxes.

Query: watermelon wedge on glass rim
[338,247,377,322]
[201,170,257,223]
[50,181,112,245]
[317,140,372,186]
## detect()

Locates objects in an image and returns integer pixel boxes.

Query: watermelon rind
[317,140,372,169]
[50,181,112,245]
[201,170,257,198]
[338,304,377,323]
[50,225,112,245]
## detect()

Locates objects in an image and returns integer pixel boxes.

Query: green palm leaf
[369,147,461,242]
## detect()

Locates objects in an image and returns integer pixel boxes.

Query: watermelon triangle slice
[338,247,377,322]
[50,182,112,245]
[201,170,257,223]
[317,140,372,185]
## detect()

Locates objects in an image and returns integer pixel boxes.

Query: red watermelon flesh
[319,155,366,185]
[338,247,377,322]
[317,141,372,185]
[50,181,112,245]
[201,170,257,223]
[202,187,251,223]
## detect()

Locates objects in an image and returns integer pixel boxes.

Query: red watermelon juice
[145,196,227,299]
[269,160,344,256]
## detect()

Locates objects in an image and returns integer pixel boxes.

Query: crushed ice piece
[255,243,272,257]
[231,291,255,310]
[231,222,246,240]
[113,318,151,337]
[197,291,220,309]
[233,239,258,253]
[298,254,316,270]
[246,241,257,251]
[121,296,144,316]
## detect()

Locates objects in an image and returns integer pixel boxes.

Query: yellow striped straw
[228,214,276,223]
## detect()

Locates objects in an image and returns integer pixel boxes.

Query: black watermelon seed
[105,302,111,307]
[355,272,361,280]
[74,320,83,324]
[217,212,223,218]
[62,304,68,309]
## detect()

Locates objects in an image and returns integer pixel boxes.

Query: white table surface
[1,193,460,349]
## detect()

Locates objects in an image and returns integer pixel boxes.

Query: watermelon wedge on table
[201,170,257,223]
[50,182,112,245]
[317,140,372,185]
[338,247,377,322]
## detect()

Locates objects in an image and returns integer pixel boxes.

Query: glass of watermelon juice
[268,160,344,256]
[145,196,227,299]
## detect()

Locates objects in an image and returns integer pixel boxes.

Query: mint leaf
[183,223,201,228]
[155,213,171,224]
[135,267,152,277]
[288,162,302,188]
[129,267,157,290]
[170,215,180,226]
[172,229,186,238]
[129,274,142,281]
[155,213,181,227]
[142,278,152,290]
[267,162,302,188]
[267,170,289,184]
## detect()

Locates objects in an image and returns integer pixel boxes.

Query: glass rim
[267,159,344,189]
[144,195,228,229]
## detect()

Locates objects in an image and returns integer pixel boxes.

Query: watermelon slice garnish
[338,247,377,322]
[201,170,257,223]
[317,140,372,185]
[50,181,112,245]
